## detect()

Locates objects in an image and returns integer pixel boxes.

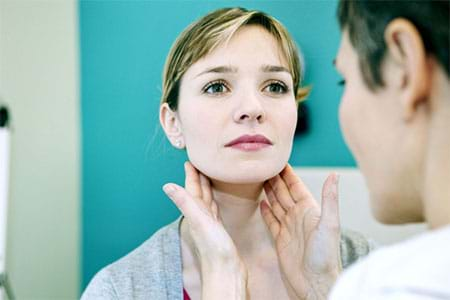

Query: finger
[163,183,202,221]
[260,200,280,238]
[263,181,276,206]
[280,164,314,203]
[211,200,220,221]
[263,182,286,222]
[184,161,202,199]
[318,172,340,232]
[268,174,295,211]
[199,173,213,205]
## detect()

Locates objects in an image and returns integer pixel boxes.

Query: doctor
[329,1,450,298]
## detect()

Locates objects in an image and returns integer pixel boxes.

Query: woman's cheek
[286,103,298,137]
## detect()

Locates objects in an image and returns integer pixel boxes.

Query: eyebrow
[195,64,290,78]
[332,58,341,72]
[195,66,238,78]
[261,65,290,73]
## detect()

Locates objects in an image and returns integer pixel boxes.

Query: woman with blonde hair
[82,7,371,299]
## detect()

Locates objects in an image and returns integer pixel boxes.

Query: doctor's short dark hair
[337,0,449,91]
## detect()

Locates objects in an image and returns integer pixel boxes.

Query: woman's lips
[225,134,273,151]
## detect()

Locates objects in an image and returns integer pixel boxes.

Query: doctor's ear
[159,103,185,149]
[384,18,431,120]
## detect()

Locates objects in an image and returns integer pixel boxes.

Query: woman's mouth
[224,134,273,151]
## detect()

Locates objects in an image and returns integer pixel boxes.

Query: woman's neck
[209,179,274,255]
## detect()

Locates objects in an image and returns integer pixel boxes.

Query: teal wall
[80,0,354,290]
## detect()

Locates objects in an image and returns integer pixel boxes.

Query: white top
[329,225,450,300]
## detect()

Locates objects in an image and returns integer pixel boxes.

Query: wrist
[304,270,340,300]
[201,255,247,279]
[196,239,242,267]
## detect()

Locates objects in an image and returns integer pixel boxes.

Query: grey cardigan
[82,218,373,300]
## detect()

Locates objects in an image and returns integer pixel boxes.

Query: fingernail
[334,174,340,193]
[163,184,175,195]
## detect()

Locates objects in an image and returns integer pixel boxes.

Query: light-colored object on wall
[294,168,427,245]
[0,1,80,299]
[0,118,11,300]
[0,124,9,277]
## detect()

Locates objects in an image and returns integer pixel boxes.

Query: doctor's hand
[163,161,247,299]
[260,164,341,300]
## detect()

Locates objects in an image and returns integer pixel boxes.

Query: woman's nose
[233,93,266,123]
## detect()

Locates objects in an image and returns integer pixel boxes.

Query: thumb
[163,183,198,220]
[319,173,340,233]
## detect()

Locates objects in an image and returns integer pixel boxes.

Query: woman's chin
[213,175,271,185]
[200,163,286,185]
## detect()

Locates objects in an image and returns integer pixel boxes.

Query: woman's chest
[182,260,291,300]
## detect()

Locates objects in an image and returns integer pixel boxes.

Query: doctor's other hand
[260,164,341,300]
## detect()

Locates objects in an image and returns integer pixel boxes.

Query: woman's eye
[263,81,288,94]
[338,79,346,86]
[203,81,230,95]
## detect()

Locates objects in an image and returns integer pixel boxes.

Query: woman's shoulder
[339,228,375,268]
[81,217,183,300]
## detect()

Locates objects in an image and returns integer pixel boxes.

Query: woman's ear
[384,18,431,121]
[159,103,185,149]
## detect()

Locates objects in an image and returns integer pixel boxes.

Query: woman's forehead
[184,26,291,79]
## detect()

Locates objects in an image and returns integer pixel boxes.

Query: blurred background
[0,1,425,299]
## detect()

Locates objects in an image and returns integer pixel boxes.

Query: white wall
[294,168,427,246]
[0,1,80,299]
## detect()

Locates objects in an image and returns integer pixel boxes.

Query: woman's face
[176,25,297,184]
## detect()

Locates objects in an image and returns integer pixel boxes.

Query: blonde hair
[161,7,309,110]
